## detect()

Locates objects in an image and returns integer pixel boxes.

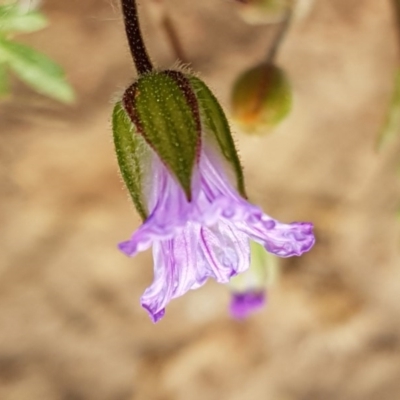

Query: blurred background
[1,0,400,399]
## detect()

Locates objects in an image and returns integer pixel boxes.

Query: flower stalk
[266,8,292,62]
[121,0,153,75]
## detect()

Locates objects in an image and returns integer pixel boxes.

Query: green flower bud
[235,0,292,25]
[231,63,292,134]
[234,0,314,24]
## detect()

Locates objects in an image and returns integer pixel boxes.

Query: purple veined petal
[198,148,315,257]
[119,136,315,322]
[199,223,250,283]
[140,224,209,322]
[230,291,266,320]
[141,222,251,322]
[119,155,195,257]
[140,242,172,323]
[239,217,315,257]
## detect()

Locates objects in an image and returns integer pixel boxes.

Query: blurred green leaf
[377,68,400,150]
[0,37,75,103]
[0,4,47,33]
[0,62,9,97]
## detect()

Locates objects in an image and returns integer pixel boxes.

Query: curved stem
[121,0,153,75]
[266,9,292,63]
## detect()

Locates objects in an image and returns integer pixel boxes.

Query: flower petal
[234,213,315,257]
[120,133,315,322]
[140,225,202,322]
[141,222,250,322]
[199,148,315,257]
[199,224,249,282]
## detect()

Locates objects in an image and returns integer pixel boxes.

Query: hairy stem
[121,0,153,75]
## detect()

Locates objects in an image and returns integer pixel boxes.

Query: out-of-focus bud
[231,63,292,134]
[234,0,313,25]
[229,241,279,319]
[235,0,291,25]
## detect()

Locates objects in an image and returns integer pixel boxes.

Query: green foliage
[0,4,47,33]
[0,37,75,103]
[0,2,74,103]
[377,68,400,149]
[112,101,150,221]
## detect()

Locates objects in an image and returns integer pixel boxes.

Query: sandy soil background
[1,0,400,399]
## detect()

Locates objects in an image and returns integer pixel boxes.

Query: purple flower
[112,71,315,323]
[230,291,266,320]
[118,143,314,322]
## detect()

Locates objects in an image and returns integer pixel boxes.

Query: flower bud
[229,241,279,319]
[235,0,292,25]
[234,0,314,25]
[231,63,292,134]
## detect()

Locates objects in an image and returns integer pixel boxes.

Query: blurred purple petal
[230,291,266,320]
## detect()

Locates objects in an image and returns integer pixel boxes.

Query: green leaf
[0,38,75,103]
[126,71,200,200]
[0,4,47,33]
[188,75,246,198]
[112,101,150,221]
[0,62,9,97]
[377,68,400,150]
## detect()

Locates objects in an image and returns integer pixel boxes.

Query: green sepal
[0,37,75,103]
[112,101,149,221]
[0,4,47,33]
[126,72,200,200]
[188,75,246,197]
